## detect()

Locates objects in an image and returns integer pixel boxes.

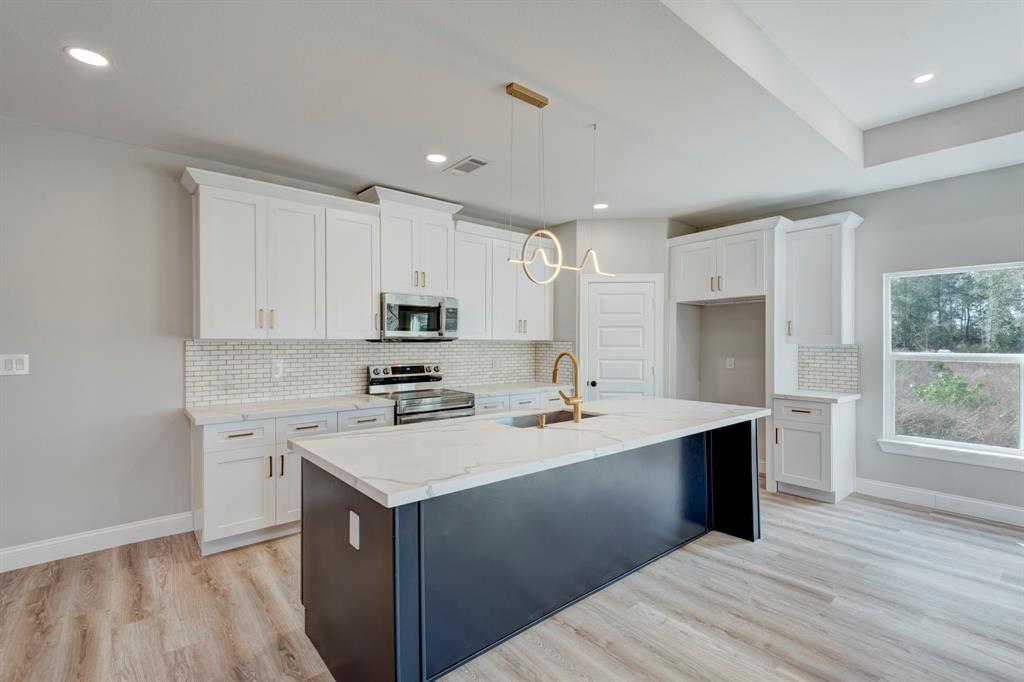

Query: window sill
[877,438,1024,472]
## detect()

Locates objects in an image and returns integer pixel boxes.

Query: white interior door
[585,279,657,400]
[326,209,380,339]
[266,198,325,339]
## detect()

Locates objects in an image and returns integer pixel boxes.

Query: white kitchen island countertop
[292,398,770,508]
[185,394,394,426]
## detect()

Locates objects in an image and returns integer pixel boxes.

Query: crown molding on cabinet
[181,167,379,216]
[789,211,863,233]
[357,185,463,216]
[666,215,792,247]
[456,220,552,246]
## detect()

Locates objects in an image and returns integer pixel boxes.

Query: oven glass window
[387,304,441,332]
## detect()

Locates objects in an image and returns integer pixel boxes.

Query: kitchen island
[291,398,770,682]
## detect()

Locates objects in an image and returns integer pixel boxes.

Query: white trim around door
[579,273,665,401]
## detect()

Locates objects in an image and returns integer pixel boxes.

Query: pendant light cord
[508,93,515,242]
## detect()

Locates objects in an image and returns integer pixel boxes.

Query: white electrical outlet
[0,354,30,376]
[271,360,285,380]
[726,357,735,370]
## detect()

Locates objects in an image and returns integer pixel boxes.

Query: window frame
[880,261,1024,470]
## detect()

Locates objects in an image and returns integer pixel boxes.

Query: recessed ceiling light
[426,153,447,163]
[913,73,934,84]
[64,47,110,67]
[593,202,609,210]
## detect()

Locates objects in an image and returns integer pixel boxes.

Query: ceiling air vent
[444,156,488,176]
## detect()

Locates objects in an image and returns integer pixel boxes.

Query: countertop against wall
[773,390,861,404]
[185,394,394,426]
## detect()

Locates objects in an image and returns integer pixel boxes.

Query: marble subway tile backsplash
[798,345,860,393]
[185,339,577,407]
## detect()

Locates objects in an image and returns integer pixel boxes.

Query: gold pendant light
[505,82,614,285]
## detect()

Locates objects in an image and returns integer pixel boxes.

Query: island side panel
[418,435,708,680]
[301,460,398,682]
[708,419,761,541]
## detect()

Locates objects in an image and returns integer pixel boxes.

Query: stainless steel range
[367,364,475,425]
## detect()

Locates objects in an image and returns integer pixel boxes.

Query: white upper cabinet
[671,241,716,302]
[454,231,492,339]
[717,231,764,298]
[195,186,268,339]
[326,208,380,339]
[491,238,520,339]
[456,221,554,340]
[358,186,461,297]
[785,213,860,345]
[266,198,326,339]
[183,168,380,340]
[670,229,765,303]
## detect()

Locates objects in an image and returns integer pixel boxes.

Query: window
[882,262,1024,466]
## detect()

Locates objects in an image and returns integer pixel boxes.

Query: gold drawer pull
[356,417,378,424]
[294,424,320,431]
[518,400,532,405]
[227,431,255,439]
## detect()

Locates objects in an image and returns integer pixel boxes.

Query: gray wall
[0,118,356,547]
[779,164,1024,506]
[698,302,765,407]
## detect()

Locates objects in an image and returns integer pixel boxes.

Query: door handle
[589,380,597,387]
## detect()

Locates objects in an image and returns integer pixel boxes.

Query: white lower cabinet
[192,407,393,555]
[773,398,856,503]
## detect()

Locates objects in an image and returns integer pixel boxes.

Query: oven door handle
[398,408,476,425]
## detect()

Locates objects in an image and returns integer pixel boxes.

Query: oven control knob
[383,368,390,374]
[372,368,380,375]
[433,365,440,372]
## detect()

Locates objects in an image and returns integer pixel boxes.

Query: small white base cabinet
[190,407,393,555]
[773,396,857,503]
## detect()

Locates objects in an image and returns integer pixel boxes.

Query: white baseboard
[0,511,194,573]
[856,478,1024,527]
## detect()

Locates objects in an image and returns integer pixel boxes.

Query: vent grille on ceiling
[445,156,488,175]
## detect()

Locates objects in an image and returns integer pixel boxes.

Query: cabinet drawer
[338,407,394,431]
[203,419,276,453]
[276,412,338,444]
[509,392,539,409]
[773,400,830,424]
[537,391,566,407]
[476,396,510,414]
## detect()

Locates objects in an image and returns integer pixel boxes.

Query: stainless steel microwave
[380,293,459,341]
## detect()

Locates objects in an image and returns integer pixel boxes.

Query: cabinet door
[491,240,520,339]
[775,420,832,491]
[415,217,453,296]
[380,212,416,293]
[275,444,301,524]
[203,446,277,541]
[196,186,267,339]
[266,198,326,339]
[326,209,381,339]
[786,225,841,344]
[454,232,492,339]
[518,246,553,340]
[671,241,717,302]
[717,231,764,297]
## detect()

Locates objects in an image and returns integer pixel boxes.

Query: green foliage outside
[908,362,993,409]
[890,267,1024,353]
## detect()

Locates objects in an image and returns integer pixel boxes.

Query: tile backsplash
[797,345,860,393]
[185,339,576,407]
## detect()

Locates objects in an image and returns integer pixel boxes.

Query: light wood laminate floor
[2,491,1022,681]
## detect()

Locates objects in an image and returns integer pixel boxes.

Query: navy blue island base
[301,419,759,682]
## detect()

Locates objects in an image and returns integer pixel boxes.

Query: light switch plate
[726,357,735,369]
[0,354,30,376]
[349,511,360,550]
[271,360,285,380]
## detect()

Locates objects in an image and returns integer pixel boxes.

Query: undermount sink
[492,410,600,428]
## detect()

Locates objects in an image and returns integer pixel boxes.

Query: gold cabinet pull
[356,417,378,424]
[422,271,426,287]
[717,275,722,291]
[268,456,273,478]
[258,308,266,328]
[270,308,277,329]
[710,276,715,292]
[375,312,380,330]
[414,270,420,287]
[787,320,793,336]
[280,454,285,477]
[227,431,254,439]
[294,424,320,431]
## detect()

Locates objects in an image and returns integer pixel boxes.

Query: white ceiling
[734,0,1024,129]
[1,1,1021,227]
